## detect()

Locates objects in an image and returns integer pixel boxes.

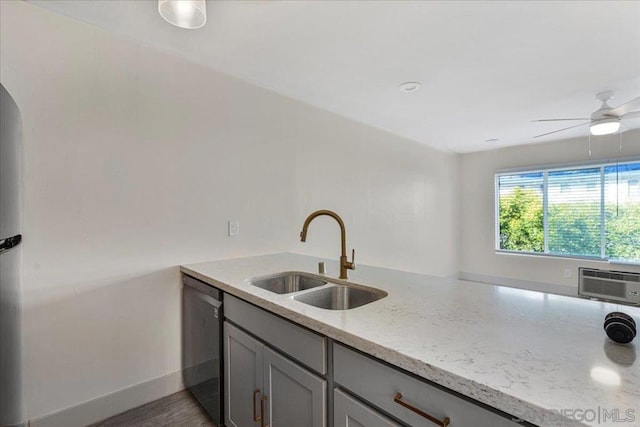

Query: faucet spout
[299,210,355,279]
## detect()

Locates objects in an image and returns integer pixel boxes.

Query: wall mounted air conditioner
[579,268,640,305]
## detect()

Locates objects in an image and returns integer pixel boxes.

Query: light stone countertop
[181,253,640,427]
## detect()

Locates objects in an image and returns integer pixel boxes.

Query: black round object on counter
[604,312,636,344]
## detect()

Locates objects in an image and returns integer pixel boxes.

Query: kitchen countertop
[181,253,639,427]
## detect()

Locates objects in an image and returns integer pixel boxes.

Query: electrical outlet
[228,220,239,237]
[564,269,572,279]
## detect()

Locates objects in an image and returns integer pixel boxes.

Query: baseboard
[29,370,184,427]
[458,271,578,297]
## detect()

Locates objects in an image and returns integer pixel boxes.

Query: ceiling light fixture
[590,117,620,136]
[158,0,207,29]
[399,82,421,93]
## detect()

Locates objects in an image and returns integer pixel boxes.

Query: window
[496,159,640,263]
[629,179,639,198]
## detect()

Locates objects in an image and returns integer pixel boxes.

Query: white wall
[291,118,459,277]
[0,1,459,422]
[460,131,640,291]
[0,1,296,422]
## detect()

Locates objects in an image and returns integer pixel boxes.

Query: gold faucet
[300,210,355,279]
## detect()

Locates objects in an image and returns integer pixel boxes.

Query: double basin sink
[249,272,387,310]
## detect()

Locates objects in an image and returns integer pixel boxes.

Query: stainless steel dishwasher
[182,274,223,425]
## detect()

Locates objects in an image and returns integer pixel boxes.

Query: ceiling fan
[533,91,640,138]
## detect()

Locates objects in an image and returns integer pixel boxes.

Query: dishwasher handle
[183,274,222,303]
[191,288,222,310]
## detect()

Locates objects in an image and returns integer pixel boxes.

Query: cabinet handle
[253,389,261,422]
[260,395,269,427]
[393,393,450,427]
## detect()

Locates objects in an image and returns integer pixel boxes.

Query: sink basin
[250,271,387,310]
[293,285,387,310]
[250,272,327,294]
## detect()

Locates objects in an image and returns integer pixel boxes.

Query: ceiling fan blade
[608,96,640,117]
[533,122,590,138]
[621,111,640,120]
[532,118,590,122]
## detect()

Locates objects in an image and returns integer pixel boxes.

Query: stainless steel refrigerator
[1,83,25,427]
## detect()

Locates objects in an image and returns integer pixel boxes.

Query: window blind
[496,160,640,263]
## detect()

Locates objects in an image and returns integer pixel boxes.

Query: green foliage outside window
[499,187,543,252]
[548,203,600,256]
[606,204,640,261]
[499,187,640,261]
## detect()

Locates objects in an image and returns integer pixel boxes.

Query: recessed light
[485,138,500,143]
[399,82,421,93]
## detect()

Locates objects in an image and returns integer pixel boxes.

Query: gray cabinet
[263,346,326,427]
[334,388,400,427]
[334,344,522,427]
[225,322,326,427]
[225,322,263,427]
[225,294,327,374]
[224,293,522,427]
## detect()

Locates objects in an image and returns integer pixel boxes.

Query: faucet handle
[349,249,356,270]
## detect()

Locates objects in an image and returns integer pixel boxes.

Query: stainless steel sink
[250,272,327,294]
[249,271,387,310]
[293,285,387,310]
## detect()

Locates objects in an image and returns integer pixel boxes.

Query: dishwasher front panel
[183,275,223,425]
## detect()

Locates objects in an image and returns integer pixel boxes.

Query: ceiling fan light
[158,0,206,29]
[590,118,620,136]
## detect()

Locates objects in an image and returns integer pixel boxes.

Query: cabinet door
[225,323,263,427]
[263,347,326,427]
[334,388,400,427]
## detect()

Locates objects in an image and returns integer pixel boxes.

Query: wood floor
[88,390,216,427]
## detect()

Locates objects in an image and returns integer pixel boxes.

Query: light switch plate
[228,220,239,237]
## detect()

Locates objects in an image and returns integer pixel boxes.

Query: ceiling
[26,0,640,153]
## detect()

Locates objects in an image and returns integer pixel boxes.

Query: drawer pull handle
[394,393,450,427]
[253,389,261,421]
[260,395,269,427]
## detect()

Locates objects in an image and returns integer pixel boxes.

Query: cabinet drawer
[334,388,400,427]
[225,294,327,374]
[334,344,521,427]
